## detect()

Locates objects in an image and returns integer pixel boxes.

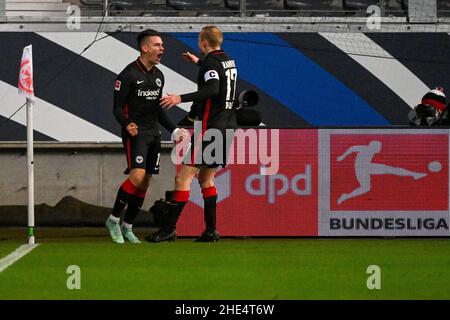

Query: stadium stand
[343,0,407,16]
[399,0,450,16]
[108,0,176,16]
[5,0,71,17]
[166,0,235,16]
[225,0,290,17]
[438,0,450,17]
[3,0,430,17]
[284,0,342,16]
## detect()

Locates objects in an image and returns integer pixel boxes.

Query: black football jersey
[185,50,238,132]
[113,58,175,135]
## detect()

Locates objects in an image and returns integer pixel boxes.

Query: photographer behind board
[409,87,448,127]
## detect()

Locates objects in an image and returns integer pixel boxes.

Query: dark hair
[137,29,161,50]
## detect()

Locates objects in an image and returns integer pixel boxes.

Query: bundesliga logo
[330,135,448,210]
[319,130,450,236]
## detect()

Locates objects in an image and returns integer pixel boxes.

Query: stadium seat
[344,0,407,10]
[166,0,232,16]
[167,0,217,10]
[438,0,450,17]
[385,0,407,16]
[343,0,378,10]
[225,0,287,17]
[438,0,450,8]
[344,0,407,16]
[109,0,176,16]
[284,0,334,10]
[284,0,339,16]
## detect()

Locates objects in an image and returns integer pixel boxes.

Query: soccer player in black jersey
[106,29,187,244]
[150,25,238,242]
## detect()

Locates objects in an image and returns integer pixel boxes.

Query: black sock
[165,190,174,201]
[124,195,145,225]
[204,195,217,233]
[160,201,186,233]
[161,190,189,232]
[112,187,132,218]
[201,187,218,233]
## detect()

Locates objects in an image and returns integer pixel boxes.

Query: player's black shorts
[122,133,161,174]
[183,129,234,169]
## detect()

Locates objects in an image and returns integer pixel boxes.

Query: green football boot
[122,225,141,244]
[105,217,124,244]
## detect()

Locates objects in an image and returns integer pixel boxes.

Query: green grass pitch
[1,233,450,300]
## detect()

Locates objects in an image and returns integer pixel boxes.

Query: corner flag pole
[26,97,35,245]
[18,45,35,245]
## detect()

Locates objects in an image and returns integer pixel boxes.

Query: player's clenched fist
[126,122,138,136]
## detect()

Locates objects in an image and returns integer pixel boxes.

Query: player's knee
[198,178,214,189]
[175,175,193,190]
[198,169,215,188]
[174,175,185,188]
[198,173,214,188]
[129,169,147,186]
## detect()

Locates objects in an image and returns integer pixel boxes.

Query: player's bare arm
[182,51,199,65]
[160,93,182,109]
[160,77,220,109]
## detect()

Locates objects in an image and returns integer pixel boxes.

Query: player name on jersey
[221,60,236,69]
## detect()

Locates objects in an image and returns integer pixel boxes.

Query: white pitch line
[0,244,39,273]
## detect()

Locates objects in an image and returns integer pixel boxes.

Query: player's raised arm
[182,51,200,65]
[181,68,221,102]
[160,68,220,109]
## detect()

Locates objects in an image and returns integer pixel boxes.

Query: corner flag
[18,45,35,101]
[18,44,36,245]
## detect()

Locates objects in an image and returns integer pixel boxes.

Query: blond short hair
[200,25,223,48]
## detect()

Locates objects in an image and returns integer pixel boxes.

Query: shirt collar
[136,58,155,74]
[206,49,224,57]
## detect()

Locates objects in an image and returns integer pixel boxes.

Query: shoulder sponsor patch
[204,70,219,82]
[114,80,121,91]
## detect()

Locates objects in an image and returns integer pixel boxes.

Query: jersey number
[225,68,237,110]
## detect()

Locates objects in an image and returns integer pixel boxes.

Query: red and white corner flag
[18,45,36,245]
[18,45,35,102]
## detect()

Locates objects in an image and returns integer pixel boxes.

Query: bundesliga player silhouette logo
[329,133,448,211]
[336,140,434,205]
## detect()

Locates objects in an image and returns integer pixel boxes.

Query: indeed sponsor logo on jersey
[137,88,160,99]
